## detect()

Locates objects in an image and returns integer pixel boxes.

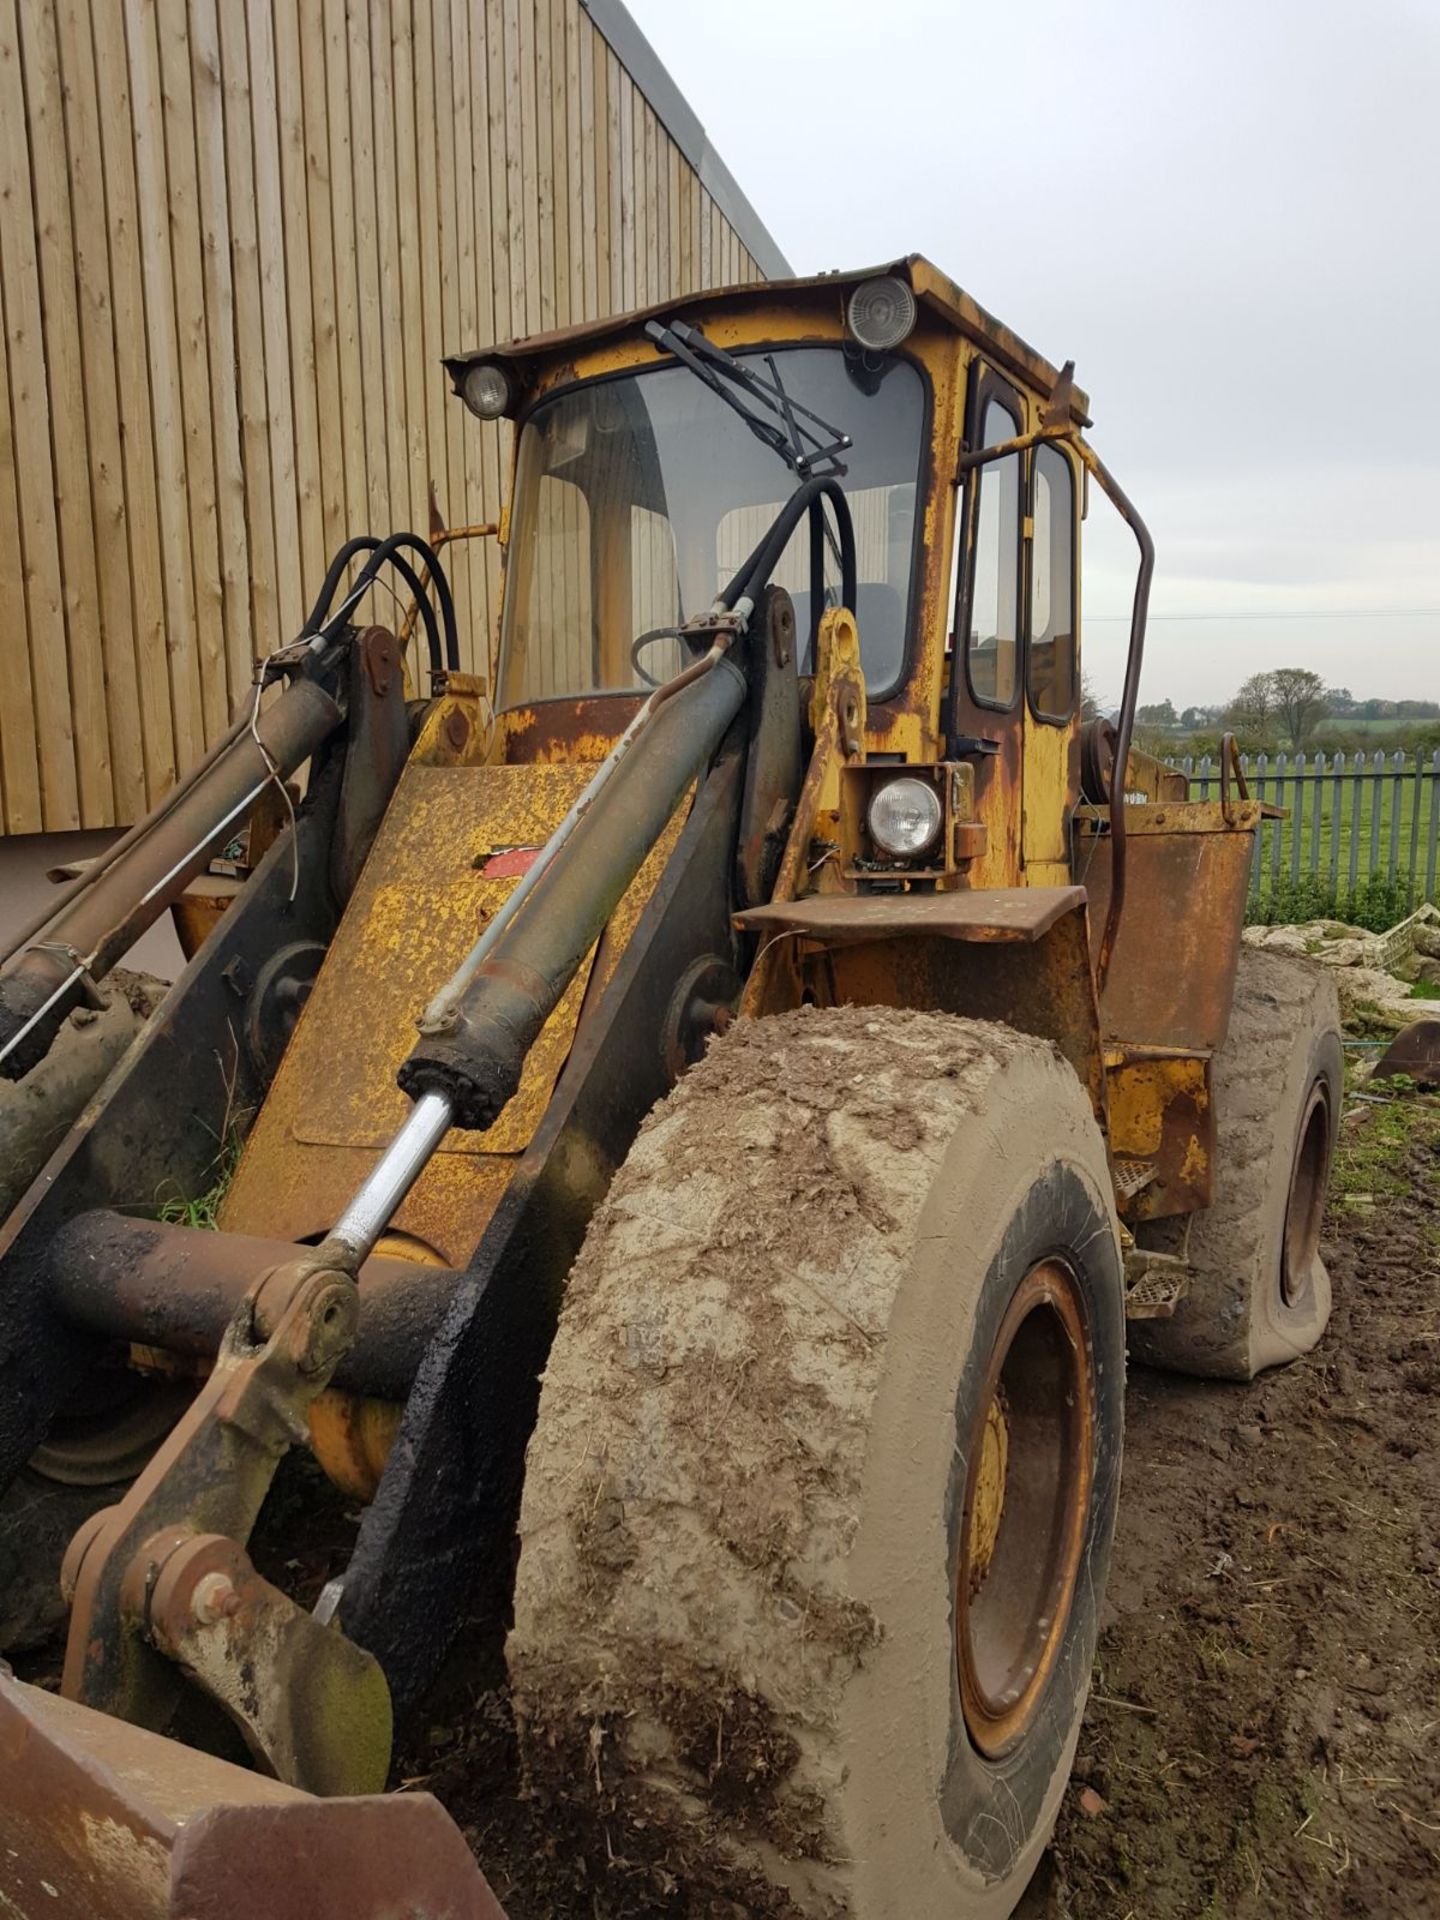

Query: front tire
[510,1007,1125,1918]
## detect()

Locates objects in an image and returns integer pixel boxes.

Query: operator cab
[446,257,1109,894]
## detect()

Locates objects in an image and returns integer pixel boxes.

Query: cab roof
[445,254,1091,422]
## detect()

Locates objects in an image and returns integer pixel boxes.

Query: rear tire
[510,1007,1125,1918]
[1129,949,1342,1381]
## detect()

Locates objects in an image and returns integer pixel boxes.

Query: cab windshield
[497,346,926,709]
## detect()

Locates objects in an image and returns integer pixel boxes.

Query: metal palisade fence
[1168,750,1440,927]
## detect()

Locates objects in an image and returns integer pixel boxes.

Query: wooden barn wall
[0,0,765,833]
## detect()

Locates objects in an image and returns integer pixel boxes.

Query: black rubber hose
[719,476,857,617]
[3,532,457,972]
[330,533,459,672]
[304,535,385,633]
[306,532,459,675]
[331,547,446,679]
[307,536,449,677]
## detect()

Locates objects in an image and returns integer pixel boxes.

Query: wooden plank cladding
[0,0,776,833]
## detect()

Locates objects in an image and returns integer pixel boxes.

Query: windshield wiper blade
[644,318,851,479]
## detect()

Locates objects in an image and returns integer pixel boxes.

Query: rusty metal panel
[0,1673,505,1920]
[219,764,595,1259]
[810,902,1107,1121]
[1105,1047,1214,1220]
[737,885,1087,946]
[1077,805,1254,1051]
[221,762,687,1263]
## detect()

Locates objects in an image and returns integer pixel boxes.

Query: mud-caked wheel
[1130,949,1342,1381]
[510,1006,1125,1919]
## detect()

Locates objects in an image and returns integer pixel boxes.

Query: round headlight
[847,276,917,352]
[868,776,942,859]
[460,361,514,420]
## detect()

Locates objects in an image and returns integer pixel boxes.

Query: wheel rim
[1281,1080,1331,1307]
[30,1370,190,1487]
[956,1258,1094,1760]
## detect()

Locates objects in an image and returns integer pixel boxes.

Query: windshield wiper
[643,319,851,480]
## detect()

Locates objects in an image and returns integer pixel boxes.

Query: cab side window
[1028,443,1076,720]
[966,397,1021,708]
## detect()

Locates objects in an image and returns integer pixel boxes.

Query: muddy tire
[1129,949,1342,1381]
[510,1006,1125,1919]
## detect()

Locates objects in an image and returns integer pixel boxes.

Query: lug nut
[191,1571,240,1625]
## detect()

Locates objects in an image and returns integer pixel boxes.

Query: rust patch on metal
[956,1258,1094,1759]
[1077,801,1256,1053]
[0,1672,507,1920]
[220,761,687,1265]
[737,885,1087,946]
[796,901,1107,1122]
[499,694,644,763]
[1105,1047,1214,1219]
[1373,1018,1440,1088]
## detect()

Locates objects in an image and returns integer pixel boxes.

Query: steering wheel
[629,626,685,689]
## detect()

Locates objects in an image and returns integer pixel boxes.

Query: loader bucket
[0,1671,506,1920]
[1372,1017,1440,1089]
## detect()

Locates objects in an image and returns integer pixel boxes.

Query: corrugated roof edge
[581,0,792,281]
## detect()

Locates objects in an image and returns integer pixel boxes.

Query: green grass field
[1178,755,1440,927]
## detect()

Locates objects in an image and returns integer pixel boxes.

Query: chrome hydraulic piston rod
[0,674,343,1081]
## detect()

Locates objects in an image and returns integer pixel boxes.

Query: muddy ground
[1027,1084,1440,1920]
[7,1075,1436,1917]
[415,1081,1440,1919]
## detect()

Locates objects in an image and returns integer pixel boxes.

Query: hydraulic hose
[3,534,456,975]
[718,474,857,616]
[306,532,459,674]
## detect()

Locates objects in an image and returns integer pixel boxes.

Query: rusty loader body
[0,257,1340,1918]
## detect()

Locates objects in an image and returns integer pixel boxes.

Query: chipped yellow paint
[1106,1054,1208,1157]
[1104,1049,1213,1216]
[1022,713,1073,869]
[410,679,495,767]
[967,1394,1009,1592]
[308,1392,404,1503]
[220,759,689,1265]
[810,608,866,807]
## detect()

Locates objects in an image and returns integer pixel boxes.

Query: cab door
[1020,440,1080,881]
[950,365,1025,887]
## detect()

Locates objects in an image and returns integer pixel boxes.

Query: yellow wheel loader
[0,256,1340,1919]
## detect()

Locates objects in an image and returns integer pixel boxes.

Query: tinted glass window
[499,347,927,707]
[1028,443,1075,719]
[966,397,1020,708]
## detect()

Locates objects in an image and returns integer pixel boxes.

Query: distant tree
[1324,686,1355,715]
[1080,672,1106,723]
[1269,667,1329,749]
[1136,698,1177,729]
[1225,671,1278,749]
[1179,704,1222,730]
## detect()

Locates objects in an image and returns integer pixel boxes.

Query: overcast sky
[628,0,1439,711]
